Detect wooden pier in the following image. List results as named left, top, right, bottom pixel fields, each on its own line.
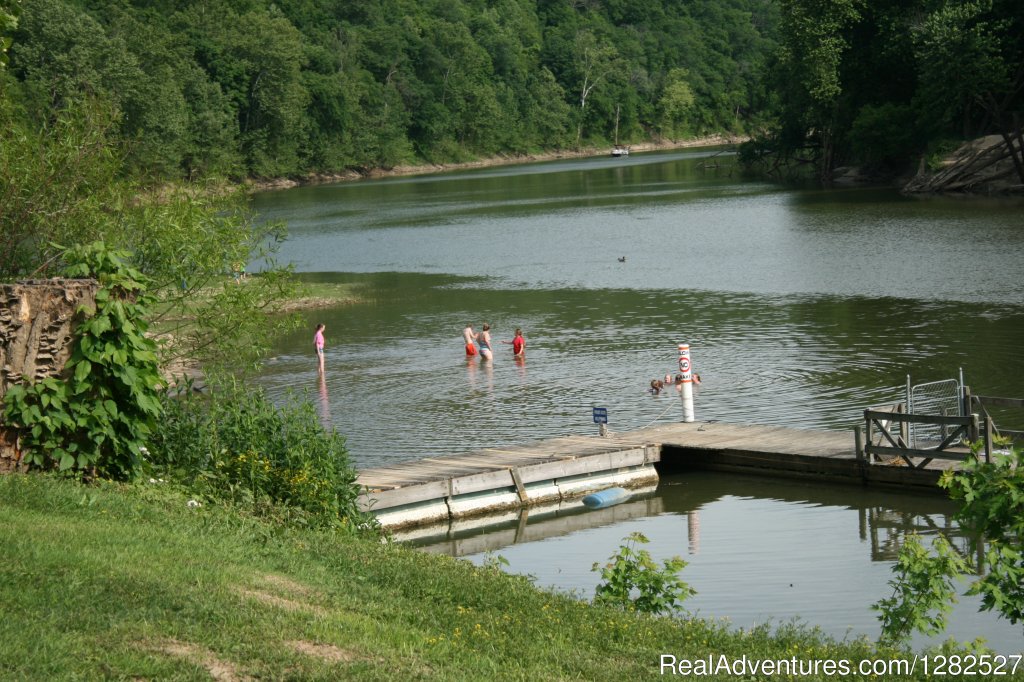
left=357, top=420, right=969, bottom=530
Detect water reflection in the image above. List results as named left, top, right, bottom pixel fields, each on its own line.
left=401, top=471, right=968, bottom=563
left=253, top=149, right=1024, bottom=304
left=688, top=510, right=701, bottom=555
left=399, top=471, right=1018, bottom=653
left=316, top=374, right=332, bottom=430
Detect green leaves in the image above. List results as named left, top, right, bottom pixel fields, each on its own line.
left=874, top=441, right=1024, bottom=645
left=145, top=379, right=364, bottom=530
left=944, top=442, right=1024, bottom=625
left=873, top=534, right=967, bottom=646
left=2, top=242, right=163, bottom=480
left=592, top=531, right=695, bottom=615
left=4, top=0, right=781, bottom=182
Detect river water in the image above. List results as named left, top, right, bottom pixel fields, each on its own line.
left=251, top=149, right=1024, bottom=652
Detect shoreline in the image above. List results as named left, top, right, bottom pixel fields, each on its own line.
left=245, top=135, right=746, bottom=192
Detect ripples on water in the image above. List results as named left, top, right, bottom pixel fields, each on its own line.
left=252, top=150, right=1024, bottom=651
left=254, top=151, right=1024, bottom=304
left=252, top=150, right=1024, bottom=465
left=257, top=279, right=1024, bottom=468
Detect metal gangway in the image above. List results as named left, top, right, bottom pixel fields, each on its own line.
left=856, top=371, right=1022, bottom=469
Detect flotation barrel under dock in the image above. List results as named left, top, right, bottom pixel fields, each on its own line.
left=582, top=487, right=632, bottom=509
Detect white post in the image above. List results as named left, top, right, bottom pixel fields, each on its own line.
left=678, top=343, right=695, bottom=422
left=959, top=366, right=966, bottom=416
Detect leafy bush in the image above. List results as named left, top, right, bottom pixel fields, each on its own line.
left=593, top=531, right=695, bottom=615
left=147, top=379, right=366, bottom=530
left=924, top=138, right=965, bottom=172
left=3, top=242, right=163, bottom=479
left=942, top=441, right=1024, bottom=625
left=872, top=534, right=967, bottom=646
left=873, top=440, right=1024, bottom=645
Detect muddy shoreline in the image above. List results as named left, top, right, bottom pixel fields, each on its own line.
left=245, top=135, right=745, bottom=192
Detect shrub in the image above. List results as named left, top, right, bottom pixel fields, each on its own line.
left=848, top=103, right=922, bottom=171
left=147, top=379, right=367, bottom=530
left=873, top=440, right=1024, bottom=645
left=593, top=531, right=695, bottom=615
left=872, top=534, right=967, bottom=646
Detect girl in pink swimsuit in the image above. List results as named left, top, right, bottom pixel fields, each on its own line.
left=314, top=323, right=325, bottom=374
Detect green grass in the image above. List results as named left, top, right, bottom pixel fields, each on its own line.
left=292, top=280, right=364, bottom=308
left=0, top=474, right=979, bottom=680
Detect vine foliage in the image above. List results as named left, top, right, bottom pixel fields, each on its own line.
left=3, top=242, right=163, bottom=479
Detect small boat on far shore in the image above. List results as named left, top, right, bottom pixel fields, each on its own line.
left=611, top=145, right=629, bottom=157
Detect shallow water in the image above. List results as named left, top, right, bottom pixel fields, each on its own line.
left=256, top=274, right=1023, bottom=468
left=251, top=148, right=1024, bottom=652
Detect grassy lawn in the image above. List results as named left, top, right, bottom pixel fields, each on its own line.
left=0, top=474, right=962, bottom=680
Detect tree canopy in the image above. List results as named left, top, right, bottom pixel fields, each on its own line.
left=3, top=0, right=779, bottom=180
left=5, top=0, right=1020, bottom=186
left=749, top=0, right=1024, bottom=183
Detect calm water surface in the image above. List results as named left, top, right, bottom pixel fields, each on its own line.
left=409, top=471, right=1019, bottom=653
left=252, top=149, right=1024, bottom=652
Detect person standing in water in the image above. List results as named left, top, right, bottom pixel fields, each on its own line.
left=501, top=328, right=525, bottom=358
left=314, top=323, right=326, bottom=374
left=463, top=324, right=478, bottom=357
left=477, top=322, right=493, bottom=360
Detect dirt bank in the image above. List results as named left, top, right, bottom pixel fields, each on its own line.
left=903, top=134, right=1024, bottom=195
left=246, top=135, right=745, bottom=192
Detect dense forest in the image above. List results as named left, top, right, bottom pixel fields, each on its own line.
left=0, top=0, right=1021, bottom=184
left=0, top=0, right=779, bottom=180
left=760, top=0, right=1024, bottom=183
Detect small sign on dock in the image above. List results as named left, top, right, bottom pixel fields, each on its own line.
left=592, top=407, right=608, bottom=424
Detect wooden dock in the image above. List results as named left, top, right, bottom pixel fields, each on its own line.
left=357, top=421, right=963, bottom=529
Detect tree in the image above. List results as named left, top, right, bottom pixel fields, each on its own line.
left=659, top=68, right=696, bottom=139
left=3, top=0, right=782, bottom=178
left=913, top=0, right=1024, bottom=184
left=181, top=3, right=309, bottom=177
left=874, top=442, right=1024, bottom=645
left=0, top=98, right=124, bottom=279
left=572, top=29, right=621, bottom=145
left=11, top=0, right=142, bottom=118
left=0, top=97, right=300, bottom=371
left=774, top=0, right=864, bottom=180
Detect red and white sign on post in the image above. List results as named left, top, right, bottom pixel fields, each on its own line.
left=678, top=343, right=695, bottom=422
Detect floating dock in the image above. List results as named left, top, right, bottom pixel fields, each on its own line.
left=357, top=421, right=962, bottom=530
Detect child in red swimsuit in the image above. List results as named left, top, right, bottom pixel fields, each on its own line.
left=502, top=328, right=525, bottom=358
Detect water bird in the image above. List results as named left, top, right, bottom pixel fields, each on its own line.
left=617, top=256, right=626, bottom=262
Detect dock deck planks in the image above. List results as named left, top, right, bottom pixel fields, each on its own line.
left=357, top=421, right=964, bottom=526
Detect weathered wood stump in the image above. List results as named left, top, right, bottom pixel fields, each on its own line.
left=0, top=279, right=97, bottom=472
